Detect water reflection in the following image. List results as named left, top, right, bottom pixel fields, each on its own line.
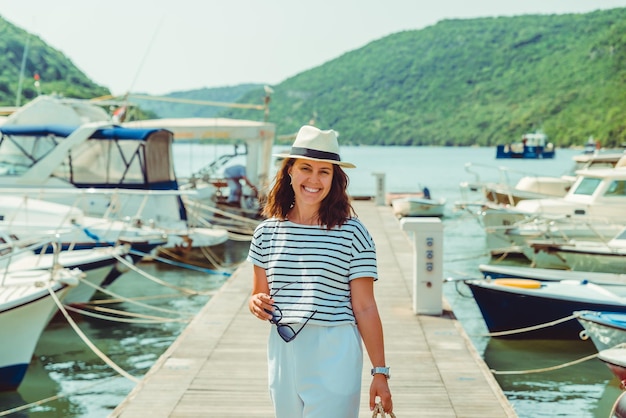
left=483, top=336, right=622, bottom=417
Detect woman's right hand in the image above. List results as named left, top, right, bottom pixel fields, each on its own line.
left=249, top=293, right=274, bottom=321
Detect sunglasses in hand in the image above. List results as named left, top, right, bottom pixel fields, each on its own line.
left=266, top=282, right=317, bottom=343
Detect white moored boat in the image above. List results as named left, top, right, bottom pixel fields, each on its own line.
left=0, top=267, right=81, bottom=390
left=391, top=196, right=446, bottom=217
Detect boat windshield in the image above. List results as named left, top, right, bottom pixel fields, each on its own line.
left=0, top=133, right=58, bottom=176
left=604, top=180, right=626, bottom=197
left=616, top=229, right=626, bottom=240
left=571, top=177, right=601, bottom=196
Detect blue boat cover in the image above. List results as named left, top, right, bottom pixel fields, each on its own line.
left=0, top=124, right=170, bottom=140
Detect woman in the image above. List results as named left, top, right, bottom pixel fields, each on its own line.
left=247, top=125, right=393, bottom=417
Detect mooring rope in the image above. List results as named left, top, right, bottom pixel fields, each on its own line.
left=63, top=304, right=188, bottom=324
left=473, top=313, right=580, bottom=337
left=74, top=275, right=197, bottom=316
left=490, top=352, right=600, bottom=375
left=130, top=248, right=231, bottom=276
left=46, top=282, right=140, bottom=383
left=490, top=342, right=626, bottom=375
left=113, top=253, right=218, bottom=295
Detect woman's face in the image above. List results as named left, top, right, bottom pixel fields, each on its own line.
left=289, top=159, right=334, bottom=208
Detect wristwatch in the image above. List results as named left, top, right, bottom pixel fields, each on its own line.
left=371, top=366, right=390, bottom=379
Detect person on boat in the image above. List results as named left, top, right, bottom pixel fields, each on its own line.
left=223, top=164, right=257, bottom=207
left=422, top=186, right=431, bottom=200
left=247, top=125, right=393, bottom=417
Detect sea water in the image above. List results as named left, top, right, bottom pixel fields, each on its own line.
left=0, top=145, right=620, bottom=417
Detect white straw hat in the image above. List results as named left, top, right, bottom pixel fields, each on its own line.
left=274, top=125, right=355, bottom=168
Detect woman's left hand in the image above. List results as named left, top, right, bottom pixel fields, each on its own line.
left=370, top=374, right=393, bottom=413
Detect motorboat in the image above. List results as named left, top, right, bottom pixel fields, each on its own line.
left=390, top=196, right=446, bottom=217
left=0, top=194, right=169, bottom=256
left=123, top=115, right=275, bottom=235
left=0, top=266, right=81, bottom=390
left=0, top=95, right=279, bottom=266
left=495, top=131, right=555, bottom=159
left=465, top=278, right=626, bottom=339
left=0, top=122, right=228, bottom=266
left=576, top=310, right=626, bottom=352
left=466, top=152, right=624, bottom=206
left=479, top=161, right=626, bottom=256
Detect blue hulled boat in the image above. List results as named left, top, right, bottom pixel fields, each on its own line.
left=465, top=278, right=626, bottom=339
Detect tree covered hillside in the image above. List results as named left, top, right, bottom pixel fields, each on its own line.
left=223, top=8, right=626, bottom=148
left=0, top=16, right=110, bottom=105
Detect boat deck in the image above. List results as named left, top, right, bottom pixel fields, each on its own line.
left=110, top=199, right=516, bottom=417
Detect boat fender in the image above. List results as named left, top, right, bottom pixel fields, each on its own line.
left=493, top=278, right=541, bottom=289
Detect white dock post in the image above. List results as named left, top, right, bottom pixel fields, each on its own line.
left=400, top=218, right=443, bottom=316
left=372, top=172, right=386, bottom=206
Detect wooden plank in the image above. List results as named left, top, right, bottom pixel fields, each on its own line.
left=110, top=200, right=517, bottom=418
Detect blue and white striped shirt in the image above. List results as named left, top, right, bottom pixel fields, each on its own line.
left=247, top=217, right=378, bottom=326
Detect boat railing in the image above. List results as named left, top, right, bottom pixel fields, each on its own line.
left=512, top=212, right=623, bottom=245
left=463, top=161, right=552, bottom=189
left=461, top=162, right=565, bottom=206
left=0, top=236, right=62, bottom=285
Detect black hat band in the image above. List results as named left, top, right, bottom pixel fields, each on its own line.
left=290, top=147, right=341, bottom=162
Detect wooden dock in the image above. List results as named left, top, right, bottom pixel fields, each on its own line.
left=110, top=200, right=517, bottom=418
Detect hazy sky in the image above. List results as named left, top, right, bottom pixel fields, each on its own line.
left=2, top=0, right=625, bottom=96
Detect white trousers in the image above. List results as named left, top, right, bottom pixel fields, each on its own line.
left=268, top=323, right=363, bottom=418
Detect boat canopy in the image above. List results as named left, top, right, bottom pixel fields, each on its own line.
left=124, top=117, right=275, bottom=187
left=0, top=124, right=177, bottom=189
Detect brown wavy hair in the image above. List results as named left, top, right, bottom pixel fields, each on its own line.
left=262, top=158, right=355, bottom=229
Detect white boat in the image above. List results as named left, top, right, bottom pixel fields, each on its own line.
left=463, top=152, right=624, bottom=206
left=0, top=115, right=229, bottom=265
left=0, top=95, right=281, bottom=266
left=0, top=233, right=131, bottom=305
left=0, top=266, right=81, bottom=390
left=0, top=194, right=169, bottom=257
left=391, top=196, right=446, bottom=217
left=124, top=116, right=275, bottom=235
left=480, top=162, right=626, bottom=256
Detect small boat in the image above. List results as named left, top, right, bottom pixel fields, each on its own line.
left=0, top=267, right=81, bottom=390
left=390, top=196, right=446, bottom=218
left=576, top=310, right=626, bottom=352
left=495, top=131, right=555, bottom=159
left=583, top=136, right=600, bottom=155
left=465, top=278, right=626, bottom=339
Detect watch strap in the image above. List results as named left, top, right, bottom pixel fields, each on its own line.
left=371, top=366, right=390, bottom=379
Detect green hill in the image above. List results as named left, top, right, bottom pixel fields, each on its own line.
left=3, top=8, right=626, bottom=148
left=222, top=8, right=626, bottom=148
left=0, top=16, right=110, bottom=104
